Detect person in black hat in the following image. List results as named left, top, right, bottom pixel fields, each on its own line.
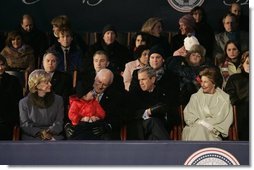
left=85, top=24, right=132, bottom=75
left=129, top=45, right=178, bottom=93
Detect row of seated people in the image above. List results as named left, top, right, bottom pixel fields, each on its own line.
left=12, top=104, right=239, bottom=141
left=0, top=6, right=249, bottom=140
left=0, top=6, right=249, bottom=75
left=0, top=26, right=247, bottom=100
left=0, top=29, right=248, bottom=137
left=0, top=26, right=248, bottom=137
left=1, top=47, right=247, bottom=141
left=11, top=67, right=239, bottom=141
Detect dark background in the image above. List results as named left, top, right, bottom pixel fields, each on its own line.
left=0, top=0, right=249, bottom=33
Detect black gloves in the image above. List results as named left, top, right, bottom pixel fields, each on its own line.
left=64, top=123, right=75, bottom=139
left=92, top=123, right=112, bottom=136
left=150, top=103, right=168, bottom=117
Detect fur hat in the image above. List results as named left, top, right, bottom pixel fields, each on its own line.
left=149, top=45, right=166, bottom=59
left=102, top=24, right=117, bottom=36
left=188, top=44, right=206, bottom=57
left=179, top=14, right=196, bottom=30
left=184, top=34, right=200, bottom=51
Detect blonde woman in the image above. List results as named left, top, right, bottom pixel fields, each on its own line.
left=141, top=17, right=170, bottom=57
left=19, top=69, right=64, bottom=140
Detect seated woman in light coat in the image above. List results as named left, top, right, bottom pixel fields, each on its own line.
left=182, top=67, right=233, bottom=141
left=19, top=69, right=64, bottom=140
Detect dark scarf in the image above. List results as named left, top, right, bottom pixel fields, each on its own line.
left=28, top=91, right=55, bottom=108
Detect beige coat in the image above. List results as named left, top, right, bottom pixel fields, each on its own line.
left=122, top=59, right=142, bottom=91
left=182, top=88, right=233, bottom=141
left=1, top=45, right=34, bottom=72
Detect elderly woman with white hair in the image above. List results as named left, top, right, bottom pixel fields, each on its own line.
left=19, top=69, right=64, bottom=140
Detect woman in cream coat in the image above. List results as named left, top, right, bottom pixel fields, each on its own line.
left=182, top=67, right=233, bottom=141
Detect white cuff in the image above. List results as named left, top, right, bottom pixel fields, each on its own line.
left=142, top=110, right=150, bottom=120
left=197, top=120, right=213, bottom=131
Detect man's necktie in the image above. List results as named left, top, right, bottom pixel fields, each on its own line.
left=64, top=49, right=69, bottom=71
left=95, top=93, right=100, bottom=101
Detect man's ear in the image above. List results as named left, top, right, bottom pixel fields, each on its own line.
left=151, top=76, right=156, bottom=83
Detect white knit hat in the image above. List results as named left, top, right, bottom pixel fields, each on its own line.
left=184, top=34, right=199, bottom=51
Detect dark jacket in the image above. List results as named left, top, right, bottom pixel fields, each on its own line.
left=86, top=40, right=132, bottom=74
left=48, top=31, right=88, bottom=55
left=129, top=68, right=180, bottom=104
left=18, top=26, right=48, bottom=68
left=129, top=68, right=180, bottom=130
left=99, top=86, right=125, bottom=140
left=48, top=42, right=84, bottom=73
left=75, top=69, right=126, bottom=140
left=170, top=33, right=185, bottom=56
left=51, top=70, right=73, bottom=123
left=0, top=72, right=23, bottom=140
left=195, top=21, right=215, bottom=61
left=224, top=71, right=249, bottom=140
left=142, top=32, right=171, bottom=58
left=166, top=56, right=213, bottom=104
left=127, top=84, right=180, bottom=140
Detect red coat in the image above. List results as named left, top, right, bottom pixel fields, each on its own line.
left=68, top=96, right=105, bottom=125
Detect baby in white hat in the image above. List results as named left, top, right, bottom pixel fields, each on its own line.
left=173, top=34, right=199, bottom=57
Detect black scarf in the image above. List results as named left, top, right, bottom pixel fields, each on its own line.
left=28, top=92, right=55, bottom=108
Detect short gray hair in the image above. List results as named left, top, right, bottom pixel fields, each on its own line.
left=138, top=66, right=156, bottom=78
